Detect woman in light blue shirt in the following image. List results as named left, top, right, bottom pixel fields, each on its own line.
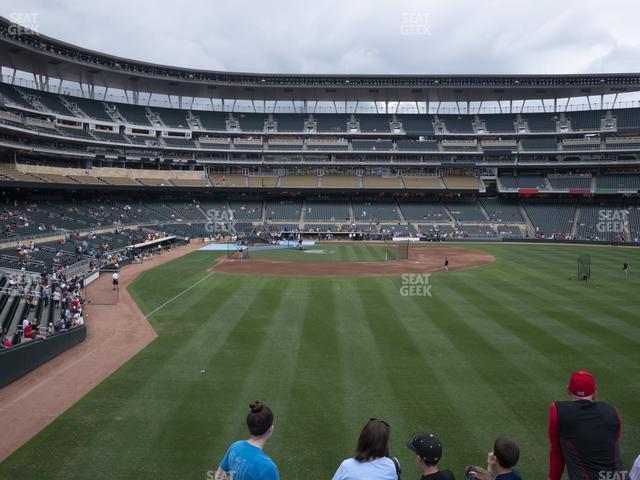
left=332, top=418, right=400, bottom=480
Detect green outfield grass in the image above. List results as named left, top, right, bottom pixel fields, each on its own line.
left=1, top=244, right=639, bottom=480
left=249, top=243, right=389, bottom=262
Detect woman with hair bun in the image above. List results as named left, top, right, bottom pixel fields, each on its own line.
left=331, top=418, right=400, bottom=480
left=214, top=401, right=279, bottom=480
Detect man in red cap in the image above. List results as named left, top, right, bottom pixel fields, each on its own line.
left=548, top=370, right=623, bottom=480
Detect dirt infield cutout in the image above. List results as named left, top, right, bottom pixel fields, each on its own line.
left=212, top=246, right=495, bottom=277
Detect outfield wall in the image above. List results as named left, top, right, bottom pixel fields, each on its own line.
left=0, top=326, right=87, bottom=388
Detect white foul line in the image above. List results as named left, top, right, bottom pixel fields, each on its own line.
left=145, top=272, right=215, bottom=318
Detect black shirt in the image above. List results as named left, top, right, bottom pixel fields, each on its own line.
left=555, top=400, right=622, bottom=479
left=421, top=470, right=455, bottom=480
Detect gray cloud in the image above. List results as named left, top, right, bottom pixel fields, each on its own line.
left=3, top=0, right=640, bottom=75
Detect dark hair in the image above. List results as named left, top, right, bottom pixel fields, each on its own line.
left=494, top=437, right=520, bottom=469
left=353, top=419, right=390, bottom=462
left=246, top=401, right=274, bottom=437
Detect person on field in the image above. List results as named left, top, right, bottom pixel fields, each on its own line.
left=215, top=401, right=278, bottom=480
left=444, top=258, right=449, bottom=272
left=548, top=370, right=623, bottom=480
left=332, top=418, right=400, bottom=480
left=112, top=271, right=119, bottom=290
left=623, top=263, right=629, bottom=276
left=406, top=431, right=454, bottom=480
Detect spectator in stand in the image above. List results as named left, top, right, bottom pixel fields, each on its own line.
left=214, top=401, right=278, bottom=480
left=0, top=332, right=12, bottom=348
left=549, top=370, right=623, bottom=480
left=406, top=432, right=454, bottom=480
left=53, top=290, right=61, bottom=307
left=23, top=322, right=33, bottom=339
left=42, top=283, right=51, bottom=307
left=12, top=325, right=22, bottom=345
left=467, top=437, right=521, bottom=480
left=332, top=419, right=399, bottom=480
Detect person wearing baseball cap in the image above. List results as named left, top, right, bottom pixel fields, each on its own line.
left=548, top=370, right=624, bottom=480
left=406, top=432, right=455, bottom=480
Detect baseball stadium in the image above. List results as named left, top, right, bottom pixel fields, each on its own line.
left=0, top=5, right=639, bottom=480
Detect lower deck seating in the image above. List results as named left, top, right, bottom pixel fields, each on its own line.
left=279, top=176, right=319, bottom=188
left=402, top=177, right=444, bottom=189
left=442, top=176, right=480, bottom=190
left=523, top=201, right=576, bottom=238
left=170, top=178, right=210, bottom=188
left=321, top=176, right=361, bottom=188
left=362, top=176, right=402, bottom=188
left=210, top=174, right=246, bottom=188
left=248, top=176, right=278, bottom=188
left=136, top=178, right=174, bottom=187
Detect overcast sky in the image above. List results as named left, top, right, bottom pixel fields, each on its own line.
left=2, top=0, right=640, bottom=75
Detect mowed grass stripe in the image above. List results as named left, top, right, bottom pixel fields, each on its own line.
left=373, top=277, right=515, bottom=459
left=275, top=279, right=344, bottom=479
left=64, top=276, right=270, bottom=479
left=502, top=246, right=640, bottom=326
left=469, top=266, right=640, bottom=393
left=333, top=279, right=414, bottom=442
left=216, top=277, right=312, bottom=474
left=141, top=276, right=307, bottom=479
left=354, top=278, right=475, bottom=463
left=495, top=250, right=640, bottom=359
left=421, top=277, right=553, bottom=425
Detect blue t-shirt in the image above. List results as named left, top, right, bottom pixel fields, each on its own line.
left=219, top=440, right=279, bottom=480
left=496, top=469, right=522, bottom=480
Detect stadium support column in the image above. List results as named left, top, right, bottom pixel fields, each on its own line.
left=303, top=100, right=307, bottom=114
left=554, top=98, right=557, bottom=113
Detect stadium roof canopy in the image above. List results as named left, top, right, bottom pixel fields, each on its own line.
left=2, top=16, right=640, bottom=103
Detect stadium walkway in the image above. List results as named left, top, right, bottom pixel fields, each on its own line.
left=0, top=242, right=203, bottom=461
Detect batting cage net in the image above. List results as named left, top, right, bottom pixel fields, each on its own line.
left=383, top=240, right=410, bottom=261
left=577, top=254, right=591, bottom=281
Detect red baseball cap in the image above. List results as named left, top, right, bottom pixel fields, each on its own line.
left=568, top=370, right=597, bottom=397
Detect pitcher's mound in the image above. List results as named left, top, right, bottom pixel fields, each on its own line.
left=211, top=246, right=494, bottom=277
